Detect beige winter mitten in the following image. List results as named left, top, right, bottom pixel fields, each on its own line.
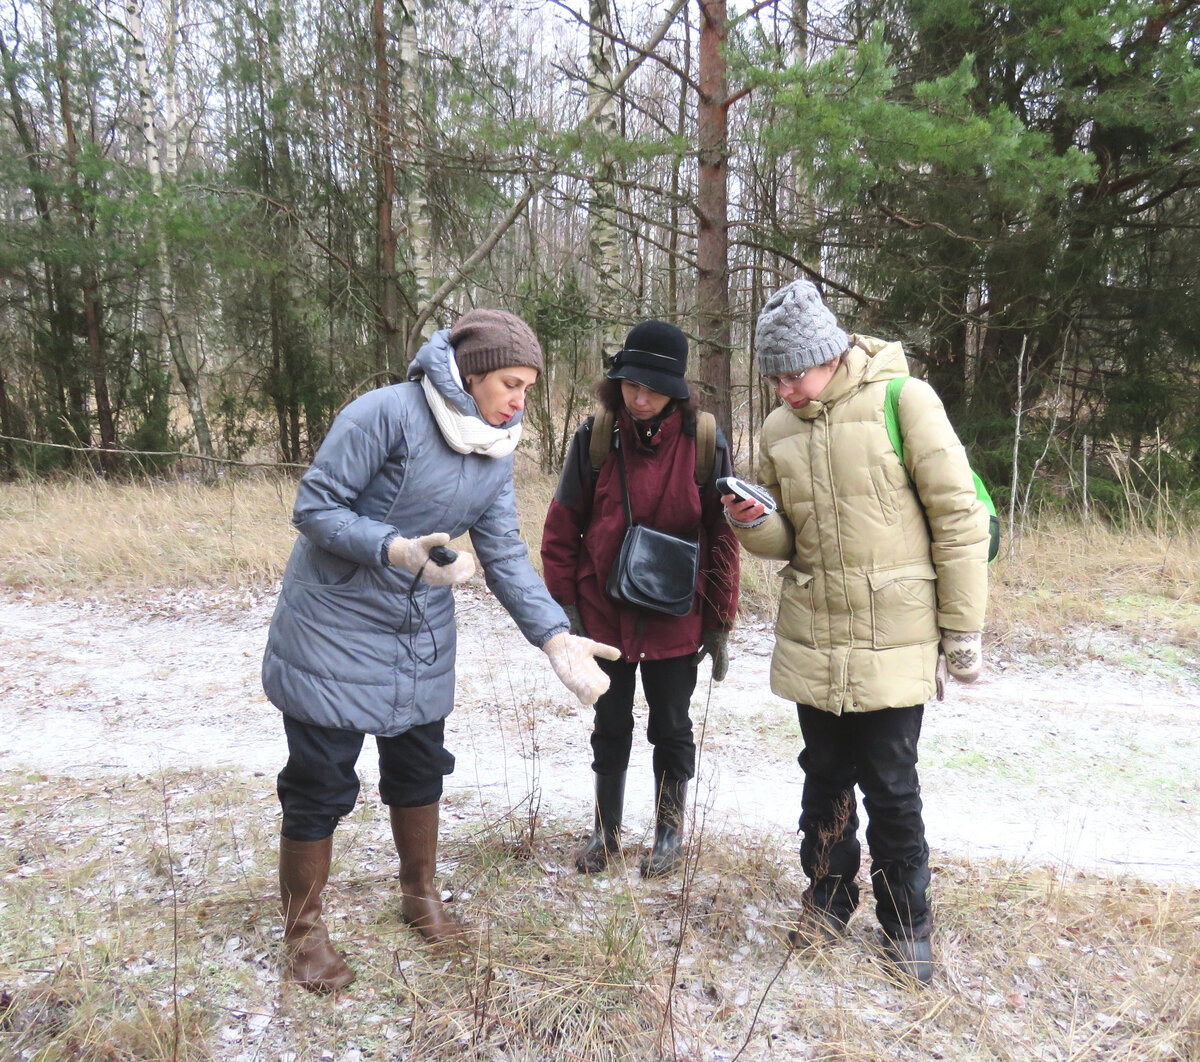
left=386, top=532, right=476, bottom=586
left=542, top=632, right=621, bottom=706
left=940, top=630, right=982, bottom=683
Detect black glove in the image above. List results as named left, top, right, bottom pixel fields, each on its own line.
left=562, top=602, right=587, bottom=638
left=694, top=628, right=729, bottom=683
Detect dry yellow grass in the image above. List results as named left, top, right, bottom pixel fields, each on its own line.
left=0, top=471, right=1197, bottom=665
left=0, top=474, right=300, bottom=593
left=1, top=771, right=1197, bottom=1061
left=989, top=515, right=1200, bottom=659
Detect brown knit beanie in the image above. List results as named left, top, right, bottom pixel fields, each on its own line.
left=450, top=309, right=544, bottom=377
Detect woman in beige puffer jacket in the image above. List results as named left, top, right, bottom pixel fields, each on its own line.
left=724, top=278, right=989, bottom=985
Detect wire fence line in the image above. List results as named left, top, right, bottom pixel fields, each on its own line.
left=0, top=433, right=311, bottom=472
left=0, top=433, right=547, bottom=474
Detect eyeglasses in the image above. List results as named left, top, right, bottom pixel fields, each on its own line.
left=766, top=369, right=815, bottom=390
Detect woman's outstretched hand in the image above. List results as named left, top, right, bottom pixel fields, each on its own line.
left=387, top=532, right=476, bottom=586
left=542, top=632, right=621, bottom=706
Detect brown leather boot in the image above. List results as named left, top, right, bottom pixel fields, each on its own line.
left=389, top=803, right=463, bottom=945
left=278, top=836, right=354, bottom=992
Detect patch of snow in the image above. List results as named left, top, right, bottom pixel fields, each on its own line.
left=1, top=585, right=1197, bottom=884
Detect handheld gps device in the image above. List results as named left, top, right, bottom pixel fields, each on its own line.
left=715, top=476, right=777, bottom=515
left=428, top=545, right=458, bottom=567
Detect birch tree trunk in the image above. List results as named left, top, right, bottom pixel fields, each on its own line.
left=53, top=1, right=116, bottom=469
left=373, top=0, right=402, bottom=376
left=790, top=0, right=818, bottom=268
left=587, top=0, right=623, bottom=363
left=127, top=0, right=215, bottom=466
left=696, top=0, right=732, bottom=440
left=398, top=2, right=433, bottom=348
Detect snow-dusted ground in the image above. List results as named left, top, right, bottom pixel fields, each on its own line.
left=1, top=585, right=1197, bottom=884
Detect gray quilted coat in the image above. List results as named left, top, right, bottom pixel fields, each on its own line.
left=262, top=330, right=569, bottom=736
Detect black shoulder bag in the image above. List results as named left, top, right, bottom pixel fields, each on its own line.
left=605, top=431, right=700, bottom=617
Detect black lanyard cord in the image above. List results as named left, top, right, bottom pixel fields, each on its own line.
left=401, top=563, right=440, bottom=667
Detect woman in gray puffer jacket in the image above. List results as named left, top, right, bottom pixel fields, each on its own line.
left=262, top=309, right=619, bottom=992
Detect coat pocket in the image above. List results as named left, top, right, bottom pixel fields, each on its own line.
left=776, top=566, right=817, bottom=648
left=289, top=538, right=362, bottom=588
left=866, top=562, right=938, bottom=648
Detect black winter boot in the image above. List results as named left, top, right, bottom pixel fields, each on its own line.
left=575, top=772, right=625, bottom=874
left=784, top=906, right=848, bottom=950
left=879, top=931, right=933, bottom=985
left=640, top=775, right=687, bottom=879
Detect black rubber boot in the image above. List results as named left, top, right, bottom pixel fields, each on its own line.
left=879, top=931, right=933, bottom=985
left=640, top=775, right=687, bottom=879
left=784, top=906, right=848, bottom=950
left=574, top=772, right=625, bottom=874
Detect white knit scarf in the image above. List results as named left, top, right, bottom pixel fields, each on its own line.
left=421, top=373, right=522, bottom=458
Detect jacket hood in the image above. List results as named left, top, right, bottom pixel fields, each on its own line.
left=406, top=329, right=525, bottom=427
left=853, top=334, right=910, bottom=382
left=788, top=333, right=909, bottom=421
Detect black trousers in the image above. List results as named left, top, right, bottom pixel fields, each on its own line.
left=590, top=654, right=698, bottom=781
left=276, top=715, right=456, bottom=842
left=796, top=702, right=931, bottom=939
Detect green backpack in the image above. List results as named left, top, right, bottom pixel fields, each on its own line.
left=883, top=376, right=1000, bottom=563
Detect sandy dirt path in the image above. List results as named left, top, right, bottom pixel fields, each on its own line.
left=1, top=586, right=1196, bottom=883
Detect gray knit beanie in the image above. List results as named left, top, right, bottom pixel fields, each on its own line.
left=755, top=278, right=850, bottom=377
left=450, top=309, right=544, bottom=377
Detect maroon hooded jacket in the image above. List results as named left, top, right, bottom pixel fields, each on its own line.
left=541, top=406, right=740, bottom=663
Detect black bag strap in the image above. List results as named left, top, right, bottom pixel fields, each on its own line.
left=612, top=429, right=634, bottom=530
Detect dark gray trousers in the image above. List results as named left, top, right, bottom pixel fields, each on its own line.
left=277, top=715, right=455, bottom=841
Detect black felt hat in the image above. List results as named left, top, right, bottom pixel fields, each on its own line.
left=606, top=320, right=690, bottom=399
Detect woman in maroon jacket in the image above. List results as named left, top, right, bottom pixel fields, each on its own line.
left=541, top=320, right=740, bottom=877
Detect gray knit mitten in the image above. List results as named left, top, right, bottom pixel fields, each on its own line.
left=386, top=533, right=475, bottom=586
left=562, top=603, right=587, bottom=638
left=694, top=629, right=730, bottom=682
left=543, top=632, right=621, bottom=706
left=940, top=630, right=982, bottom=683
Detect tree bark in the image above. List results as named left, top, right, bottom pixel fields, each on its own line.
left=588, top=0, right=624, bottom=361
left=0, top=369, right=13, bottom=478
left=398, top=2, right=432, bottom=350
left=374, top=0, right=402, bottom=376
left=127, top=0, right=215, bottom=468
left=54, top=2, right=115, bottom=470
left=696, top=0, right=732, bottom=441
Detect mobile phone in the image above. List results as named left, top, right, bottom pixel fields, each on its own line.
left=715, top=476, right=777, bottom=514
left=428, top=545, right=458, bottom=567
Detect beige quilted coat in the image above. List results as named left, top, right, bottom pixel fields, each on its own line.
left=735, top=335, right=989, bottom=714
